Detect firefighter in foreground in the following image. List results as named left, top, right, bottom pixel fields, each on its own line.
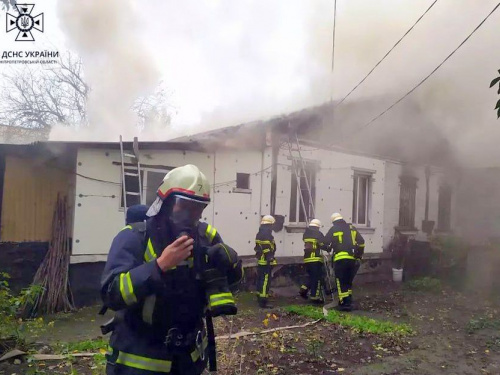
left=254, top=215, right=277, bottom=308
left=299, top=219, right=327, bottom=304
left=325, top=213, right=365, bottom=311
left=100, top=164, right=243, bottom=375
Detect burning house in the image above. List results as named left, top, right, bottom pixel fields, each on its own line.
left=0, top=102, right=457, bottom=306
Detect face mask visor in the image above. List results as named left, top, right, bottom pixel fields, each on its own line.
left=167, top=195, right=209, bottom=237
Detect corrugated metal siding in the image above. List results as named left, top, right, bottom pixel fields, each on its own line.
left=1, top=156, right=71, bottom=242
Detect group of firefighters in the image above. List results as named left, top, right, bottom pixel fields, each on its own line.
left=100, top=164, right=365, bottom=374
left=254, top=213, right=365, bottom=311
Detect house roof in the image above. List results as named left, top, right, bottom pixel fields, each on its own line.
left=0, top=140, right=212, bottom=153
left=0, top=96, right=457, bottom=167
left=174, top=97, right=458, bottom=167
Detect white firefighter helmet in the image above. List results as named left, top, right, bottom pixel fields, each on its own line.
left=147, top=164, right=211, bottom=217
left=309, top=219, right=321, bottom=227
left=261, top=215, right=275, bottom=225
left=330, top=212, right=343, bottom=223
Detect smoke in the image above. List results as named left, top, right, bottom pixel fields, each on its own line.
left=46, top=0, right=500, bottom=169
left=305, top=0, right=500, bottom=169
left=50, top=0, right=159, bottom=141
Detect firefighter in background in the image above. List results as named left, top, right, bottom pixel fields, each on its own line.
left=325, top=212, right=365, bottom=311
left=101, top=164, right=243, bottom=375
left=125, top=204, right=149, bottom=225
left=254, top=215, right=277, bottom=308
left=299, top=219, right=327, bottom=304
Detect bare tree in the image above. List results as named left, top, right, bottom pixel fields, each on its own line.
left=0, top=53, right=89, bottom=130
left=0, top=51, right=172, bottom=140
left=133, top=82, right=175, bottom=131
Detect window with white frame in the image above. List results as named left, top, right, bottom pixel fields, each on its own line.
left=289, top=161, right=316, bottom=223
left=121, top=167, right=171, bottom=208
left=352, top=172, right=372, bottom=226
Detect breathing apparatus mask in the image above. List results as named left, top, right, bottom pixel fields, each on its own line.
left=164, top=194, right=208, bottom=239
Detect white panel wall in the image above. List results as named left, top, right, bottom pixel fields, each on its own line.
left=271, top=145, right=386, bottom=256
left=72, top=148, right=215, bottom=261
left=212, top=150, right=264, bottom=256
left=383, top=161, right=402, bottom=248
left=72, top=144, right=448, bottom=262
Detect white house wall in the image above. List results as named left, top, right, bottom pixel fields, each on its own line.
left=383, top=161, right=402, bottom=248
left=270, top=144, right=386, bottom=256
left=72, top=148, right=215, bottom=263
left=72, top=144, right=448, bottom=263
left=211, top=150, right=265, bottom=256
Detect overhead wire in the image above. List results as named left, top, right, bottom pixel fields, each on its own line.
left=355, top=1, right=500, bottom=133
left=335, top=0, right=439, bottom=107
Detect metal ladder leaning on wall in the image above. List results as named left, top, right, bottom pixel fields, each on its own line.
left=119, top=135, right=143, bottom=221
left=286, top=130, right=335, bottom=303
left=286, top=131, right=316, bottom=222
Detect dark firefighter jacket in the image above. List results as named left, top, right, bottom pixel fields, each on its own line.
left=101, top=220, right=243, bottom=373
left=302, top=227, right=326, bottom=263
left=254, top=224, right=277, bottom=266
left=324, top=219, right=365, bottom=262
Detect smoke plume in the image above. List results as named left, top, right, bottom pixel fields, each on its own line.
left=50, top=0, right=159, bottom=141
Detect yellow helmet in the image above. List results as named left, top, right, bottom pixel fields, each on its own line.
left=331, top=212, right=343, bottom=223
left=309, top=219, right=321, bottom=227
left=147, top=164, right=211, bottom=217
left=261, top=215, right=275, bottom=225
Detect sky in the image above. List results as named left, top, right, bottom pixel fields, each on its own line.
left=1, top=0, right=500, bottom=166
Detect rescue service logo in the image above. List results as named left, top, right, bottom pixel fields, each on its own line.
left=6, top=4, right=44, bottom=41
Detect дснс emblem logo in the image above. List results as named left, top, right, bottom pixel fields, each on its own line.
left=6, top=4, right=44, bottom=42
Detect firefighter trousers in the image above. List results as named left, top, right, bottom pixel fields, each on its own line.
left=106, top=349, right=207, bottom=375
left=300, top=262, right=325, bottom=302
left=334, top=259, right=357, bottom=307
left=256, top=265, right=272, bottom=305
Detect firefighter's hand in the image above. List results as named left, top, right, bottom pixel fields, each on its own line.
left=156, top=236, right=194, bottom=272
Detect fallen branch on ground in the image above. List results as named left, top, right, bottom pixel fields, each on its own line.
left=216, top=319, right=322, bottom=340
left=32, top=353, right=98, bottom=361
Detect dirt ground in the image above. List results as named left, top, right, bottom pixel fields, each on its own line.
left=1, top=281, right=500, bottom=375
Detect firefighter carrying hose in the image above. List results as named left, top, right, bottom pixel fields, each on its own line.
left=299, top=219, right=327, bottom=304
left=325, top=213, right=365, bottom=311
left=100, top=164, right=243, bottom=375
left=254, top=215, right=277, bottom=308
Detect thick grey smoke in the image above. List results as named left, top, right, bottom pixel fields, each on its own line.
left=308, top=0, right=500, bottom=169
left=47, top=0, right=500, bottom=169
left=50, top=0, right=159, bottom=141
